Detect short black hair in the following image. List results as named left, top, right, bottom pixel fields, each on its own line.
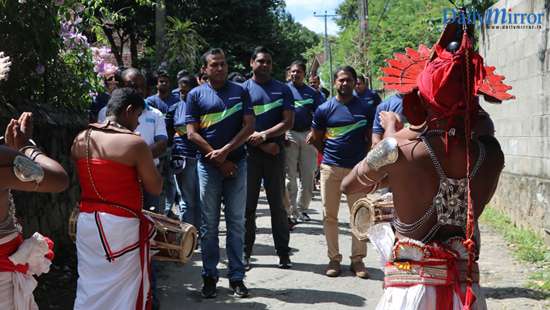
left=201, top=48, right=225, bottom=67
left=154, top=70, right=170, bottom=80
left=251, top=46, right=273, bottom=60
left=289, top=60, right=306, bottom=72
left=178, top=74, right=198, bottom=88
left=106, top=87, right=145, bottom=117
left=357, top=74, right=369, bottom=84
left=333, top=66, right=358, bottom=82
left=176, top=69, right=189, bottom=81
left=228, top=72, right=246, bottom=83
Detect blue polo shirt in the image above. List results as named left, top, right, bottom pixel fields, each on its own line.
left=173, top=101, right=198, bottom=158
left=354, top=89, right=381, bottom=107
left=372, top=94, right=404, bottom=135
left=242, top=79, right=294, bottom=138
left=312, top=96, right=372, bottom=168
left=184, top=81, right=253, bottom=162
left=287, top=82, right=322, bottom=132
left=146, top=93, right=180, bottom=114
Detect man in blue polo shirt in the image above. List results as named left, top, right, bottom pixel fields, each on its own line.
left=308, top=66, right=370, bottom=279
left=285, top=60, right=322, bottom=224
left=146, top=70, right=180, bottom=114
left=186, top=48, right=255, bottom=299
left=243, top=46, right=295, bottom=270
left=371, top=93, right=405, bottom=145
left=171, top=91, right=200, bottom=227
left=354, top=74, right=381, bottom=108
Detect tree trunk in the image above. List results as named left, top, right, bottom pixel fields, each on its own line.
left=103, top=27, right=124, bottom=66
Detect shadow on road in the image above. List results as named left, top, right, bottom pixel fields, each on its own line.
left=247, top=287, right=366, bottom=307
left=482, top=286, right=549, bottom=300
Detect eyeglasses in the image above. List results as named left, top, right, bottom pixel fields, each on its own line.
left=106, top=76, right=116, bottom=82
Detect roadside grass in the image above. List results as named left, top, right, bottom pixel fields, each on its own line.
left=480, top=207, right=550, bottom=294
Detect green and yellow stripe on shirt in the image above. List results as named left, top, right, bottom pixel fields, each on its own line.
left=325, top=119, right=367, bottom=140
left=200, top=102, right=243, bottom=129
left=253, top=99, right=283, bottom=116
left=294, top=98, right=314, bottom=109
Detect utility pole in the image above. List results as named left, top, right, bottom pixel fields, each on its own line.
left=358, top=0, right=370, bottom=88
left=314, top=10, right=337, bottom=97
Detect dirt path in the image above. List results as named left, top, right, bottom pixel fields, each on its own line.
left=156, top=192, right=550, bottom=309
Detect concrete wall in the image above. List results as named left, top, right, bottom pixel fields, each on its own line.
left=479, top=0, right=550, bottom=244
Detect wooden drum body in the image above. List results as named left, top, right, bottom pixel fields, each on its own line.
left=350, top=194, right=394, bottom=241
left=68, top=208, right=198, bottom=264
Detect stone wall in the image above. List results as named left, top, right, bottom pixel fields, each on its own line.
left=479, top=0, right=550, bottom=244
left=0, top=102, right=87, bottom=262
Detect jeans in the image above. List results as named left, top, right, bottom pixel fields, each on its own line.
left=163, top=153, right=183, bottom=215
left=175, top=157, right=201, bottom=229
left=198, top=159, right=247, bottom=281
left=245, top=148, right=290, bottom=257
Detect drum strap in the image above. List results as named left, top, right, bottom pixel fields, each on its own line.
left=84, top=128, right=154, bottom=310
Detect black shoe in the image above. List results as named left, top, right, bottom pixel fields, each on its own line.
left=229, top=280, right=249, bottom=298
left=201, top=276, right=218, bottom=298
left=300, top=212, right=311, bottom=222
left=288, top=218, right=297, bottom=231
left=278, top=255, right=292, bottom=269
left=244, top=256, right=252, bottom=271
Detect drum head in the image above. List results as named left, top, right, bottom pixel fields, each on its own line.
left=351, top=198, right=374, bottom=241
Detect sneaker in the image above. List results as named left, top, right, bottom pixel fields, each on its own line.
left=278, top=255, right=292, bottom=269
left=325, top=260, right=341, bottom=277
left=299, top=212, right=311, bottom=222
left=201, top=276, right=218, bottom=298
left=288, top=217, right=298, bottom=231
left=229, top=280, right=249, bottom=298
left=350, top=261, right=369, bottom=279
left=244, top=256, right=252, bottom=271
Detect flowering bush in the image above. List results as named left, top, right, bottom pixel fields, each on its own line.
left=0, top=0, right=100, bottom=110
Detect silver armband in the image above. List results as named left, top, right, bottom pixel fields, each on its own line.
left=365, top=137, right=399, bottom=171
left=13, top=155, right=44, bottom=184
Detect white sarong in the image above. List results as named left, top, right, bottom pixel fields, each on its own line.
left=0, top=232, right=53, bottom=310
left=74, top=212, right=151, bottom=310
left=368, top=223, right=487, bottom=310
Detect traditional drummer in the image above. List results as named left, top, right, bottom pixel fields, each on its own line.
left=71, top=86, right=162, bottom=310
left=342, top=16, right=513, bottom=310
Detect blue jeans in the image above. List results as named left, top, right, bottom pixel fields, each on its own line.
left=175, top=158, right=200, bottom=228
left=198, top=159, right=247, bottom=281
left=163, top=153, right=182, bottom=215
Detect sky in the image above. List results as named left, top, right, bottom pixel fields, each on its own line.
left=285, top=0, right=344, bottom=35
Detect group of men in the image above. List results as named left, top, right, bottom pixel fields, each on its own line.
left=89, top=46, right=403, bottom=300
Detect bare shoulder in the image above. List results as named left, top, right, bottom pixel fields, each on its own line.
left=478, top=135, right=505, bottom=170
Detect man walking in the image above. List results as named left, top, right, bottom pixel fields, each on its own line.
left=285, top=61, right=322, bottom=222
left=243, top=46, right=294, bottom=270
left=308, top=66, right=370, bottom=279
left=186, top=48, right=255, bottom=298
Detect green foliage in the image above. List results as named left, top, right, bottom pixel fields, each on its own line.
left=480, top=207, right=550, bottom=294
left=163, top=17, right=206, bottom=76
left=480, top=207, right=548, bottom=263
left=0, top=0, right=95, bottom=109
left=311, top=0, right=498, bottom=90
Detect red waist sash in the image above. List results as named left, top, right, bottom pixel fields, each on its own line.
left=0, top=234, right=28, bottom=274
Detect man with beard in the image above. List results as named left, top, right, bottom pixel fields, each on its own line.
left=243, top=46, right=294, bottom=270
left=307, top=66, right=370, bottom=279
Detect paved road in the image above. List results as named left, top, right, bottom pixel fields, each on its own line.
left=157, top=191, right=549, bottom=310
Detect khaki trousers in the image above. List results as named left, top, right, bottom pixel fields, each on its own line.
left=320, top=164, right=367, bottom=263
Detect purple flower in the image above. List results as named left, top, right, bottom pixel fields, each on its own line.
left=55, top=0, right=64, bottom=5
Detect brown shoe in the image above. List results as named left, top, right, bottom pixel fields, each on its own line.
left=325, top=260, right=341, bottom=277
left=350, top=261, right=369, bottom=279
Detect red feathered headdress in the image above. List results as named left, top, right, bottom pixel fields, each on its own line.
left=380, top=22, right=514, bottom=126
